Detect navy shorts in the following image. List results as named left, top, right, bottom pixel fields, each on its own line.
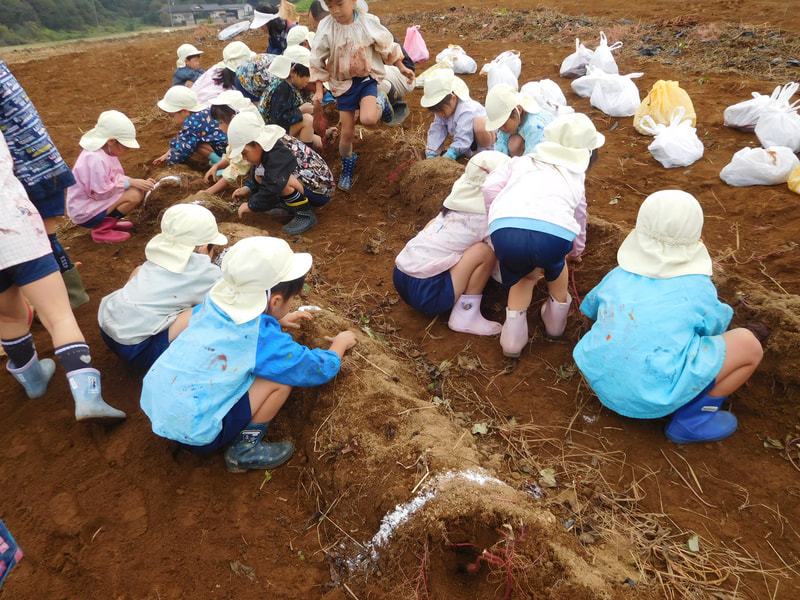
left=491, top=228, right=573, bottom=286
left=78, top=211, right=107, bottom=229
left=393, top=266, right=455, bottom=317
left=100, top=329, right=171, bottom=371
left=31, top=190, right=66, bottom=219
left=179, top=392, right=253, bottom=453
left=304, top=187, right=331, bottom=207
left=0, top=254, right=60, bottom=293
left=336, top=76, right=378, bottom=112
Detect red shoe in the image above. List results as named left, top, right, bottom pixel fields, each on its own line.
left=91, top=217, right=130, bottom=243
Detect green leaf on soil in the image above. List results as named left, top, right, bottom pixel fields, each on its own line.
left=472, top=422, right=489, bottom=435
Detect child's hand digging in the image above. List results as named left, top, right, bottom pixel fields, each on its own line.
left=325, top=331, right=356, bottom=358
left=278, top=311, right=313, bottom=330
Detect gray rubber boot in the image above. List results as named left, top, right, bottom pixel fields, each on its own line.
left=7, top=352, right=56, bottom=399
left=61, top=265, right=90, bottom=309
left=68, top=368, right=126, bottom=421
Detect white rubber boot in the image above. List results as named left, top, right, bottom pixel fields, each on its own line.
left=7, top=352, right=56, bottom=399
left=68, top=368, right=127, bottom=421
left=500, top=308, right=528, bottom=357
left=448, top=295, right=502, bottom=336
left=540, top=293, right=572, bottom=338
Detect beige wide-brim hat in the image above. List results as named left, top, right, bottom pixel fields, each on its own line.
left=420, top=68, right=471, bottom=108
left=531, top=113, right=605, bottom=173
left=176, top=43, right=203, bottom=68
left=79, top=110, right=140, bottom=151
left=286, top=25, right=313, bottom=47
left=250, top=9, right=281, bottom=30
left=145, top=204, right=228, bottom=274
left=209, top=236, right=313, bottom=324
left=617, top=190, right=712, bottom=280
left=221, top=41, right=256, bottom=71
left=442, top=151, right=511, bottom=213
left=268, top=45, right=311, bottom=79
left=208, top=89, right=253, bottom=112
left=227, top=111, right=281, bottom=159
left=485, top=84, right=541, bottom=131
left=157, top=86, right=206, bottom=113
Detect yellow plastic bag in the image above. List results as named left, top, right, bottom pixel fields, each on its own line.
left=788, top=164, right=800, bottom=194
left=634, top=80, right=696, bottom=135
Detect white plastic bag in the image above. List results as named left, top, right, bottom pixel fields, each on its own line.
left=483, top=62, right=518, bottom=91
left=570, top=65, right=607, bottom=98
left=723, top=82, right=798, bottom=133
left=755, top=101, right=800, bottom=153
left=588, top=31, right=623, bottom=75
left=639, top=107, right=705, bottom=168
left=720, top=146, right=800, bottom=186
left=435, top=44, right=477, bottom=74
left=590, top=72, right=642, bottom=117
left=560, top=38, right=594, bottom=79
left=520, top=79, right=567, bottom=108
left=481, top=50, right=522, bottom=80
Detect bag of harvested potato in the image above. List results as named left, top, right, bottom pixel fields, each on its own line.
left=788, top=164, right=800, bottom=195
left=634, top=80, right=696, bottom=135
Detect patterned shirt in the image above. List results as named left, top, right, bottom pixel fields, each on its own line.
left=258, top=79, right=303, bottom=132
left=236, top=54, right=279, bottom=99
left=168, top=109, right=227, bottom=165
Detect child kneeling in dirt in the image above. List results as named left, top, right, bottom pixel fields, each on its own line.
left=422, top=68, right=495, bottom=161
left=573, top=190, right=763, bottom=444
left=140, top=236, right=357, bottom=473
left=228, top=111, right=334, bottom=235
left=394, top=151, right=510, bottom=336
left=97, top=204, right=227, bottom=370
left=173, top=44, right=204, bottom=87
left=484, top=84, right=555, bottom=157
left=66, top=110, right=155, bottom=243
left=1, top=132, right=125, bottom=421
left=153, top=86, right=228, bottom=168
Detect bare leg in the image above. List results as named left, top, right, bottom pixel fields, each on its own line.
left=449, top=242, right=496, bottom=298
left=544, top=263, right=569, bottom=303
left=710, top=329, right=763, bottom=397
left=473, top=117, right=497, bottom=149
left=107, top=188, right=145, bottom=215
left=167, top=308, right=193, bottom=342
left=248, top=377, right=292, bottom=423
left=339, top=111, right=356, bottom=156
left=507, top=134, right=525, bottom=157
left=507, top=269, right=543, bottom=311
left=358, top=94, right=380, bottom=126
left=196, top=142, right=213, bottom=159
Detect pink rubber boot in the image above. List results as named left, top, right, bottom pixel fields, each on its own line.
left=91, top=217, right=130, bottom=243
left=540, top=293, right=572, bottom=338
left=448, top=295, right=502, bottom=336
left=500, top=308, right=528, bottom=357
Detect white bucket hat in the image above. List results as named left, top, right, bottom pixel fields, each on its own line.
left=443, top=151, right=511, bottom=213
left=209, top=236, right=313, bottom=324
left=209, top=89, right=253, bottom=112
left=157, top=86, right=206, bottom=113
left=420, top=68, right=471, bottom=108
left=317, top=0, right=368, bottom=13
left=145, top=204, right=228, bottom=274
left=617, top=190, right=712, bottom=279
left=79, top=110, right=139, bottom=151
left=221, top=41, right=256, bottom=71
left=176, top=43, right=203, bottom=68
left=227, top=111, right=283, bottom=158
left=531, top=113, right=605, bottom=172
left=250, top=8, right=281, bottom=30
left=268, top=45, right=311, bottom=79
left=286, top=25, right=313, bottom=47
left=485, top=84, right=541, bottom=131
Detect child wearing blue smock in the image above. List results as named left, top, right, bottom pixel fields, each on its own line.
left=140, top=236, right=357, bottom=473
left=573, top=190, right=763, bottom=443
left=485, top=84, right=555, bottom=157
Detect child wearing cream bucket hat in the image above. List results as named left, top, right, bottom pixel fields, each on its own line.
left=98, top=204, right=227, bottom=369
left=573, top=190, right=763, bottom=443
left=394, top=151, right=510, bottom=335
left=422, top=68, right=495, bottom=161
left=173, top=43, right=205, bottom=87
left=483, top=112, right=604, bottom=357
left=66, top=110, right=155, bottom=243
left=484, top=83, right=555, bottom=157
left=140, top=236, right=357, bottom=473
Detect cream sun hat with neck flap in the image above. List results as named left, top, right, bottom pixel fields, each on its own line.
left=157, top=86, right=206, bottom=113
left=80, top=110, right=140, bottom=151
left=145, top=204, right=228, bottom=274
left=219, top=41, right=256, bottom=71
left=268, top=45, right=311, bottom=79
left=617, top=190, right=712, bottom=280
left=442, top=151, right=511, bottom=213
left=420, top=68, right=471, bottom=108
left=485, top=84, right=542, bottom=131
left=209, top=236, right=312, bottom=324
left=286, top=25, right=314, bottom=47
left=227, top=111, right=282, bottom=159
left=531, top=112, right=604, bottom=173
left=176, top=44, right=203, bottom=68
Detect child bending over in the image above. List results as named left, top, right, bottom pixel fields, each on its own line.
left=153, top=86, right=228, bottom=168
left=98, top=204, right=227, bottom=369
left=228, top=111, right=334, bottom=235
left=173, top=44, right=204, bottom=87
left=310, top=0, right=415, bottom=190
left=1, top=131, right=125, bottom=421
left=485, top=84, right=555, bottom=157
left=140, top=236, right=357, bottom=473
left=192, top=41, right=256, bottom=105
left=394, top=151, right=510, bottom=336
left=573, top=191, right=763, bottom=443
left=422, top=68, right=495, bottom=161
left=261, top=45, right=322, bottom=151
left=483, top=113, right=604, bottom=357
left=66, top=110, right=154, bottom=243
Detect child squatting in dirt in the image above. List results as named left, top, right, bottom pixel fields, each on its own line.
left=140, top=236, right=357, bottom=473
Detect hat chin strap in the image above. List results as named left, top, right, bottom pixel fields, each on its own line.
left=263, top=290, right=272, bottom=315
